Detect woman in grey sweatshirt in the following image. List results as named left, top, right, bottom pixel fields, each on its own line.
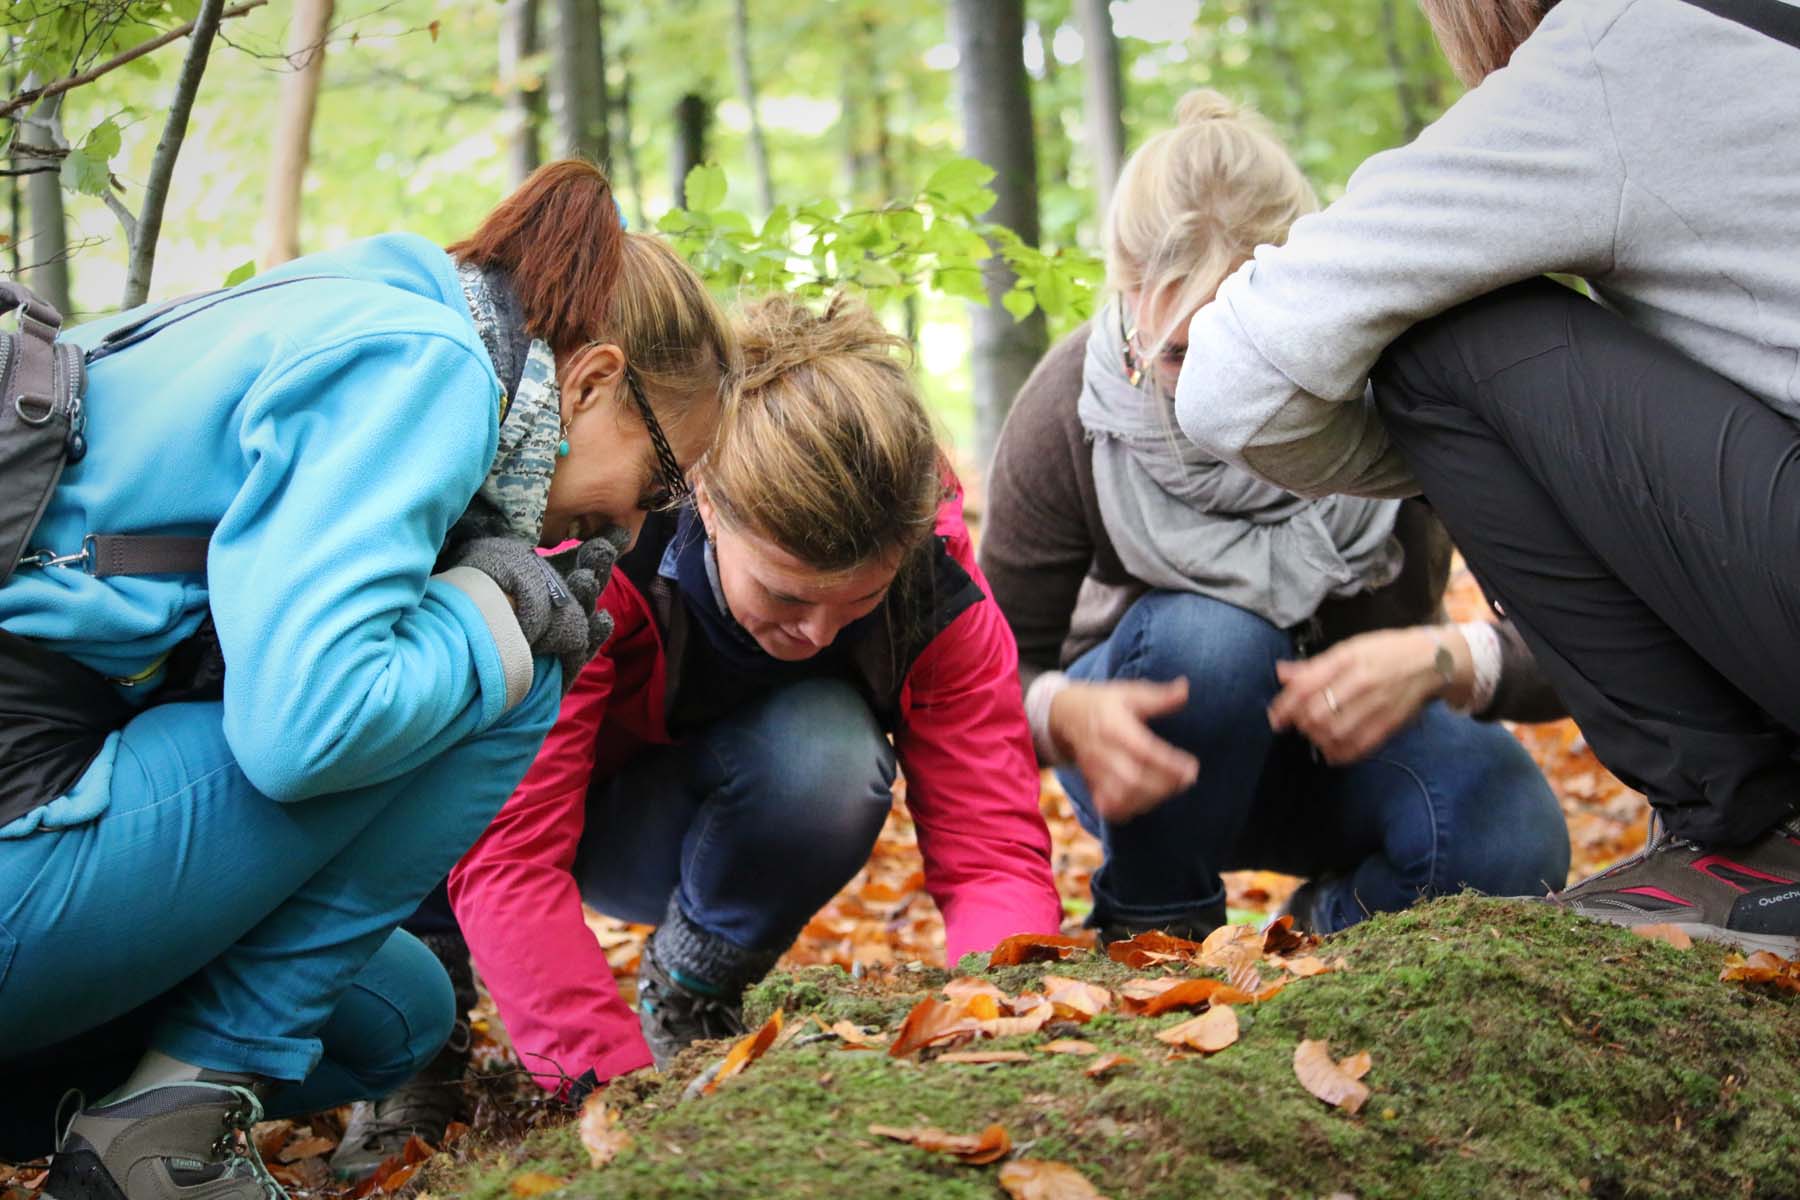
left=1174, top=0, right=1800, bottom=953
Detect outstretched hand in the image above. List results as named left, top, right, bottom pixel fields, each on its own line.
left=1049, top=678, right=1200, bottom=825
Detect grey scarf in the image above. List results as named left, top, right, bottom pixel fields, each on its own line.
left=1079, top=298, right=1403, bottom=630
left=451, top=262, right=564, bottom=546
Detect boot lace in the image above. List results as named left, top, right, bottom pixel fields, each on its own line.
left=212, top=1085, right=288, bottom=1200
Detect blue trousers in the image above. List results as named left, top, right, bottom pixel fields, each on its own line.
left=1058, top=591, right=1569, bottom=934
left=574, top=678, right=897, bottom=953
left=0, top=666, right=559, bottom=1158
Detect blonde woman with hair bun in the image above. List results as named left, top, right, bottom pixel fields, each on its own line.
left=1173, top=0, right=1800, bottom=952
left=451, top=293, right=1063, bottom=1092
left=982, top=89, right=1568, bottom=947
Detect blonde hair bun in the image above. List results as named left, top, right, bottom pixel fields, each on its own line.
left=1174, top=89, right=1242, bottom=125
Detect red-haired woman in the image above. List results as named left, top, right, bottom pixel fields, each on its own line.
left=0, top=162, right=737, bottom=1199
left=1174, top=0, right=1800, bottom=950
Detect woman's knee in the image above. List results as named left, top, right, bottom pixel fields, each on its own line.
left=722, top=679, right=896, bottom=828
left=322, top=931, right=457, bottom=1093
left=1435, top=726, right=1570, bottom=897
left=1104, top=591, right=1291, bottom=704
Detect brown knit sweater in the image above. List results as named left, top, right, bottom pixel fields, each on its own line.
left=978, top=327, right=1565, bottom=729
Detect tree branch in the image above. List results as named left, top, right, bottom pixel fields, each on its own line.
left=122, top=0, right=225, bottom=308
left=102, top=187, right=137, bottom=241
left=0, top=0, right=266, bottom=120
left=0, top=162, right=59, bottom=177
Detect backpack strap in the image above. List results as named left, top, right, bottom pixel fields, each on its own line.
left=1681, top=0, right=1800, bottom=49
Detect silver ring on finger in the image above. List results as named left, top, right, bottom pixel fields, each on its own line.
left=1323, top=686, right=1342, bottom=716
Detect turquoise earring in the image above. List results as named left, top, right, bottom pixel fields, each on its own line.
left=556, top=420, right=571, bottom=458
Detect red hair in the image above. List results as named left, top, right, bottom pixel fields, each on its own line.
left=1420, top=0, right=1559, bottom=85
left=447, top=160, right=624, bottom=357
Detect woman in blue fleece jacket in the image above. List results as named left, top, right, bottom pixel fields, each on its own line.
left=0, top=162, right=737, bottom=1199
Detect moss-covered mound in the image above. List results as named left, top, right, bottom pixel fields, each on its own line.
left=426, top=897, right=1800, bottom=1199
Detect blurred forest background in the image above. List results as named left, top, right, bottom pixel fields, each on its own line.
left=3, top=0, right=1461, bottom=462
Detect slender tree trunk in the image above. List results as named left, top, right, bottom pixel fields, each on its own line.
left=1379, top=0, right=1425, bottom=140
left=1245, top=0, right=1308, bottom=141
left=501, top=0, right=544, bottom=184
left=949, top=0, right=1046, bottom=468
left=1077, top=0, right=1124, bottom=219
left=671, top=93, right=710, bottom=206
left=123, top=0, right=226, bottom=307
left=258, top=0, right=332, bottom=269
left=616, top=67, right=646, bottom=225
left=15, top=93, right=71, bottom=313
left=1033, top=10, right=1068, bottom=192
left=729, top=0, right=773, bottom=212
left=552, top=0, right=608, bottom=163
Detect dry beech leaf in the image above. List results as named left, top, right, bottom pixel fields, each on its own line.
left=508, top=1172, right=566, bottom=1197
left=983, top=1004, right=1057, bottom=1039
left=829, top=1020, right=886, bottom=1049
left=1136, top=977, right=1224, bottom=1016
left=999, top=1158, right=1112, bottom=1200
left=869, top=1122, right=1012, bottom=1165
left=936, top=1049, right=1032, bottom=1064
left=703, top=1008, right=783, bottom=1093
left=1226, top=960, right=1267, bottom=996
left=966, top=993, right=1003, bottom=1021
left=578, top=1094, right=632, bottom=1168
left=1118, top=978, right=1187, bottom=1012
left=1199, top=923, right=1264, bottom=971
left=1294, top=1039, right=1372, bottom=1114
left=1105, top=930, right=1205, bottom=970
left=1720, top=950, right=1800, bottom=993
left=1632, top=924, right=1693, bottom=950
left=1041, top=975, right=1112, bottom=1021
left=1155, top=1004, right=1240, bottom=1054
left=1038, top=1039, right=1100, bottom=1055
left=1337, top=1050, right=1373, bottom=1081
left=1084, top=1052, right=1132, bottom=1078
left=988, top=933, right=1089, bottom=968
left=1277, top=955, right=1336, bottom=978
left=378, top=1164, right=422, bottom=1194
left=890, top=997, right=978, bottom=1057
left=1261, top=914, right=1316, bottom=956
left=944, top=977, right=1010, bottom=1003
left=276, top=1135, right=335, bottom=1163
left=1008, top=991, right=1048, bottom=1015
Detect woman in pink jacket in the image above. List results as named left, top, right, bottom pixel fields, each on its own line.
left=448, top=294, right=1063, bottom=1090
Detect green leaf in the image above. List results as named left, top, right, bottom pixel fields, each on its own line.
left=932, top=266, right=990, bottom=306
left=684, top=162, right=728, bottom=213
left=81, top=118, right=122, bottom=160
left=760, top=204, right=792, bottom=242
left=60, top=148, right=111, bottom=197
left=223, top=259, right=257, bottom=287
left=923, top=157, right=996, bottom=206
left=1034, top=265, right=1074, bottom=319
left=857, top=260, right=903, bottom=288
left=1001, top=286, right=1038, bottom=321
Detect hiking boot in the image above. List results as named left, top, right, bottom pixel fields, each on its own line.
left=42, top=1081, right=286, bottom=1200
left=634, top=898, right=782, bottom=1070
left=327, top=931, right=475, bottom=1180
left=1551, top=812, right=1800, bottom=955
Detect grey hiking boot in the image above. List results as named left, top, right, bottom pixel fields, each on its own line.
left=42, top=1081, right=285, bottom=1200
left=635, top=898, right=781, bottom=1070
left=1552, top=812, right=1800, bottom=955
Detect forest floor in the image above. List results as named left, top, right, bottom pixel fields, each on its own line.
left=6, top=565, right=1743, bottom=1200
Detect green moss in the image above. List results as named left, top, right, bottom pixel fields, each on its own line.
left=428, top=897, right=1800, bottom=1199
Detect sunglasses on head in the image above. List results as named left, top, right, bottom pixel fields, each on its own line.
left=624, top=365, right=690, bottom=511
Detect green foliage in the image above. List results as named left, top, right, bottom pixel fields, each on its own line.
left=660, top=160, right=1102, bottom=323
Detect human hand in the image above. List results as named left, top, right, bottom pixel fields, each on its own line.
left=1267, top=626, right=1471, bottom=765
left=1048, top=679, right=1200, bottom=824
left=453, top=527, right=630, bottom=687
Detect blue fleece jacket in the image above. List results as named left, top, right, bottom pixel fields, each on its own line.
left=0, top=233, right=530, bottom=811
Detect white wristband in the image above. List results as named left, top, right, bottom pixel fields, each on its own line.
left=1024, top=670, right=1073, bottom=765
left=1453, top=621, right=1504, bottom=716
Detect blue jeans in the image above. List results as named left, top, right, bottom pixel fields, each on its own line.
left=1057, top=591, right=1568, bottom=934
left=0, top=664, right=559, bottom=1155
left=573, top=678, right=896, bottom=954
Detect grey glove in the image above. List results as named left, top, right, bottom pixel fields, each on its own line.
left=453, top=527, right=630, bottom=688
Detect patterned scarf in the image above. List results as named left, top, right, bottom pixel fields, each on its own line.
left=451, top=262, right=564, bottom=545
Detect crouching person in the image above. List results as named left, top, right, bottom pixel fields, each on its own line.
left=449, top=295, right=1064, bottom=1091
left=0, top=162, right=736, bottom=1198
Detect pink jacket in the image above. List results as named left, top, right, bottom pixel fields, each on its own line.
left=448, top=490, right=1062, bottom=1088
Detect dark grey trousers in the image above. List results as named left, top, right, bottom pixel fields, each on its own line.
left=1373, top=278, right=1800, bottom=847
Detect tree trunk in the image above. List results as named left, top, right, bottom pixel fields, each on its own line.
left=258, top=0, right=332, bottom=269
left=1245, top=0, right=1308, bottom=141
left=501, top=0, right=544, bottom=184
left=1379, top=0, right=1426, bottom=141
left=552, top=0, right=608, bottom=163
left=1076, top=0, right=1124, bottom=219
left=671, top=92, right=710, bottom=206
left=1033, top=9, right=1068, bottom=193
left=729, top=0, right=773, bottom=212
left=123, top=0, right=226, bottom=308
left=615, top=67, right=646, bottom=225
left=15, top=94, right=71, bottom=314
left=949, top=0, right=1046, bottom=468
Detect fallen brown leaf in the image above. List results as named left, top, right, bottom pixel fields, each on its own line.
left=1294, top=1039, right=1372, bottom=1114
left=868, top=1122, right=1012, bottom=1164
left=935, top=1049, right=1033, bottom=1064
left=1041, top=975, right=1112, bottom=1021
left=966, top=993, right=1003, bottom=1021
left=988, top=933, right=1089, bottom=968
left=889, top=996, right=979, bottom=1057
left=1632, top=924, right=1693, bottom=950
left=1199, top=923, right=1264, bottom=972
left=943, top=977, right=1010, bottom=1003
left=1037, top=1039, right=1100, bottom=1055
left=1084, top=1052, right=1132, bottom=1078
left=829, top=1020, right=886, bottom=1049
left=981, top=1000, right=1056, bottom=1039
left=275, top=1135, right=335, bottom=1163
left=1154, top=1004, right=1240, bottom=1054
left=999, top=1158, right=1111, bottom=1199
left=507, top=1171, right=565, bottom=1197
left=1117, top=977, right=1188, bottom=1012
left=1105, top=930, right=1205, bottom=969
left=1136, top=977, right=1225, bottom=1016
left=704, top=1009, right=784, bottom=1093
left=1720, top=950, right=1800, bottom=993
left=578, top=1094, right=632, bottom=1169
left=1276, top=955, right=1336, bottom=978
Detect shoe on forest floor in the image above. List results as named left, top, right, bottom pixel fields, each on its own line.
left=43, top=1080, right=285, bottom=1200
left=1551, top=813, right=1800, bottom=956
left=635, top=938, right=747, bottom=1071
left=325, top=1032, right=469, bottom=1180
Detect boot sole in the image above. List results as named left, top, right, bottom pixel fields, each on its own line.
left=1569, top=908, right=1800, bottom=957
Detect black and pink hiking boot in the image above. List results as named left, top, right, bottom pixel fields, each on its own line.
left=1552, top=813, right=1800, bottom=956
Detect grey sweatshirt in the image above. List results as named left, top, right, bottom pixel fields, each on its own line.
left=1174, top=0, right=1800, bottom=498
